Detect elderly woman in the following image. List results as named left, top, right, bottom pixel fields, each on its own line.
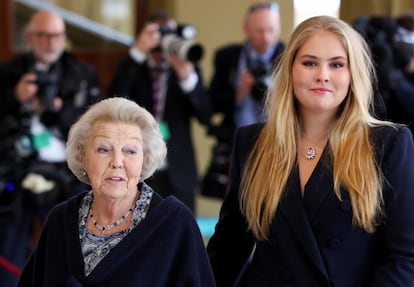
left=17, top=97, right=216, bottom=287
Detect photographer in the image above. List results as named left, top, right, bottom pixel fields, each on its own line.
left=0, top=10, right=101, bottom=287
left=109, top=12, right=212, bottom=212
left=353, top=14, right=414, bottom=137
left=202, top=2, right=284, bottom=199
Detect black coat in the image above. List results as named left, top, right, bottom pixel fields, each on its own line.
left=207, top=124, right=414, bottom=287
left=109, top=55, right=212, bottom=192
left=18, top=188, right=216, bottom=287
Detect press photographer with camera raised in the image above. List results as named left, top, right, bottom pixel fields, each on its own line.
left=0, top=10, right=101, bottom=287
left=109, top=12, right=211, bottom=212
left=202, top=2, right=284, bottom=199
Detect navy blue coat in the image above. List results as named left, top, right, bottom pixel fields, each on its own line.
left=18, top=189, right=216, bottom=287
left=207, top=124, right=414, bottom=286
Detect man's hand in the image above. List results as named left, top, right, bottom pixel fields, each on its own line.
left=168, top=54, right=194, bottom=81
left=15, top=73, right=38, bottom=102
left=236, top=69, right=256, bottom=103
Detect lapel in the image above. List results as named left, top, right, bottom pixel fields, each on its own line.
left=64, top=193, right=87, bottom=276
left=277, top=157, right=333, bottom=280
left=302, top=151, right=334, bottom=223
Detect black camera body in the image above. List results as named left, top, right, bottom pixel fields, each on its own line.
left=159, top=24, right=204, bottom=62
left=32, top=69, right=59, bottom=112
left=246, top=57, right=272, bottom=102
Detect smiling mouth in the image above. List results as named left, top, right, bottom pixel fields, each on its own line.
left=311, top=88, right=331, bottom=94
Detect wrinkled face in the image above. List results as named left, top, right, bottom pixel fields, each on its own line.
left=292, top=30, right=351, bottom=116
left=26, top=13, right=66, bottom=65
left=84, top=120, right=143, bottom=201
left=244, top=8, right=280, bottom=54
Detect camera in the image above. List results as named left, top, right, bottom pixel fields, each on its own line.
left=32, top=68, right=59, bottom=112
left=246, top=58, right=272, bottom=101
left=159, top=24, right=204, bottom=62
left=0, top=116, right=35, bottom=162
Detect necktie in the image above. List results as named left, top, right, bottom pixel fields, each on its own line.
left=151, top=67, right=163, bottom=121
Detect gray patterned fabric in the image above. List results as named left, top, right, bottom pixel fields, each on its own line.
left=78, top=184, right=153, bottom=276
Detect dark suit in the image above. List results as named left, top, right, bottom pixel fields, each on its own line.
left=109, top=55, right=211, bottom=211
left=207, top=124, right=414, bottom=286
left=208, top=43, right=284, bottom=141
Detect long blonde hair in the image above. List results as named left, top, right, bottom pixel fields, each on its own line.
left=240, top=16, right=387, bottom=240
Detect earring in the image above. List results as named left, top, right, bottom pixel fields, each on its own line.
left=81, top=167, right=87, bottom=176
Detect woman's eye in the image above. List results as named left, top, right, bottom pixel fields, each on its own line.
left=331, top=62, right=344, bottom=68
left=303, top=61, right=316, bottom=67
left=125, top=148, right=138, bottom=155
left=97, top=147, right=110, bottom=153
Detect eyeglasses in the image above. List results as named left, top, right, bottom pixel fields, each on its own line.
left=248, top=2, right=279, bottom=14
left=31, top=31, right=66, bottom=40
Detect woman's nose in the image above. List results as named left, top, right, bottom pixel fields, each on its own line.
left=110, top=162, right=123, bottom=169
left=316, top=66, right=329, bottom=83
left=110, top=154, right=124, bottom=169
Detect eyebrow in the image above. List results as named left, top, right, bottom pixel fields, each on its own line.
left=298, top=54, right=348, bottom=61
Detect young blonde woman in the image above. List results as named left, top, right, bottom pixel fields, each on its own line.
left=207, top=15, right=414, bottom=287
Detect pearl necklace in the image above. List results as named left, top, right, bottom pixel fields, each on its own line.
left=89, top=202, right=135, bottom=233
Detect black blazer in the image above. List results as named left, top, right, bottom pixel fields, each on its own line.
left=207, top=124, right=414, bottom=287
left=109, top=55, right=212, bottom=191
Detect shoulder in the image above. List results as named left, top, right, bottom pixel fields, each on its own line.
left=371, top=125, right=414, bottom=161
left=232, top=123, right=264, bottom=163
left=215, top=44, right=243, bottom=57
left=149, top=193, right=199, bottom=231
left=59, top=51, right=97, bottom=74
left=0, top=54, right=31, bottom=74
left=47, top=191, right=88, bottom=221
left=272, top=41, right=285, bottom=59
left=371, top=125, right=413, bottom=153
left=154, top=194, right=194, bottom=219
left=0, top=54, right=28, bottom=66
left=234, top=123, right=264, bottom=145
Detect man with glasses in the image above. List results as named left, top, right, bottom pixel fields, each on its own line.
left=0, top=10, right=101, bottom=287
left=202, top=2, right=284, bottom=199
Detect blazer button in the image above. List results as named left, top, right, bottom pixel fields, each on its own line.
left=328, top=238, right=342, bottom=249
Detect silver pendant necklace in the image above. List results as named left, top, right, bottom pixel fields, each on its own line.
left=302, top=134, right=328, bottom=160
left=89, top=202, right=135, bottom=233
left=305, top=146, right=317, bottom=160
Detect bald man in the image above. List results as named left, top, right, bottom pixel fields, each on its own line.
left=0, top=10, right=101, bottom=287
